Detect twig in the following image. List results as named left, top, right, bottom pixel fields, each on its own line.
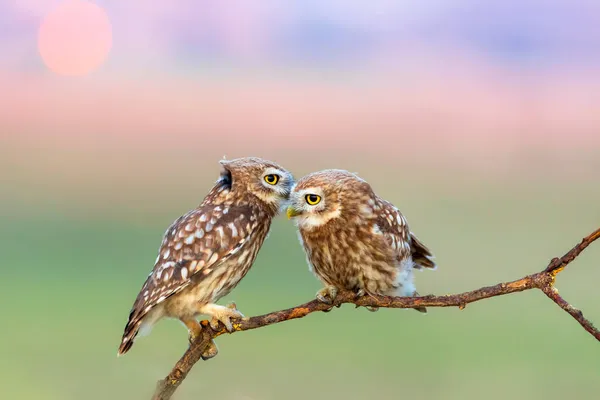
left=542, top=286, right=600, bottom=341
left=152, top=227, right=600, bottom=400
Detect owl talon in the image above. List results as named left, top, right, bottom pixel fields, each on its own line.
left=316, top=286, right=338, bottom=304
left=201, top=303, right=244, bottom=332
left=200, top=340, right=219, bottom=360
left=182, top=318, right=218, bottom=359
left=353, top=289, right=378, bottom=311
left=209, top=317, right=223, bottom=331
left=412, top=291, right=427, bottom=313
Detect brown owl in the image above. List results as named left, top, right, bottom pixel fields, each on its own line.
left=287, top=169, right=436, bottom=312
left=118, top=157, right=294, bottom=357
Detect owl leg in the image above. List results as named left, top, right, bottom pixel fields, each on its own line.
left=316, top=286, right=338, bottom=304
left=181, top=318, right=219, bottom=360
left=198, top=303, right=244, bottom=332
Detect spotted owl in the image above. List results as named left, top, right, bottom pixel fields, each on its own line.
left=286, top=169, right=436, bottom=312
left=118, top=157, right=294, bottom=357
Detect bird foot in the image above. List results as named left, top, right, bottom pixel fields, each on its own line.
left=200, top=303, right=244, bottom=332
left=412, top=291, right=427, bottom=314
left=316, top=286, right=338, bottom=304
left=184, top=319, right=219, bottom=360
left=188, top=332, right=219, bottom=360
left=354, top=289, right=379, bottom=312
left=200, top=340, right=219, bottom=360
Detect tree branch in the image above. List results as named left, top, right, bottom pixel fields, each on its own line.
left=152, top=227, right=600, bottom=400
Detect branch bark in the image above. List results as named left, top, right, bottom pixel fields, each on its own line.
left=152, top=227, right=600, bottom=400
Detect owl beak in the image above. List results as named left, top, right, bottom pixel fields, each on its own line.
left=286, top=207, right=301, bottom=219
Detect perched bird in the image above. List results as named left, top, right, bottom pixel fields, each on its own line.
left=118, top=157, right=294, bottom=357
left=287, top=169, right=436, bottom=312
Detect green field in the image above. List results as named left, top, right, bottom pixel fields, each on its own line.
left=1, top=182, right=599, bottom=400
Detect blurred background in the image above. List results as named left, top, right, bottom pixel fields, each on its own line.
left=1, top=1, right=599, bottom=399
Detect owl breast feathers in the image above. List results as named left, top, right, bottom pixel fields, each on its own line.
left=287, top=169, right=436, bottom=311
left=118, top=157, right=294, bottom=356
left=125, top=204, right=266, bottom=334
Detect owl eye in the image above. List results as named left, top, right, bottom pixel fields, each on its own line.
left=264, top=174, right=280, bottom=185
left=305, top=194, right=321, bottom=205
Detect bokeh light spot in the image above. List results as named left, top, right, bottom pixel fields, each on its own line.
left=38, top=0, right=112, bottom=76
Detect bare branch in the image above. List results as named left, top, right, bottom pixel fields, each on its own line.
left=151, top=227, right=600, bottom=400
left=542, top=285, right=600, bottom=341
left=545, top=228, right=600, bottom=275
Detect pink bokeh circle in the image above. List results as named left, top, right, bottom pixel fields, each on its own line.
left=38, top=0, right=112, bottom=76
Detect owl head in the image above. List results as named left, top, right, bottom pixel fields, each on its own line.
left=287, top=169, right=373, bottom=230
left=218, top=157, right=294, bottom=211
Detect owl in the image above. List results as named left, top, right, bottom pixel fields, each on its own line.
left=118, top=157, right=294, bottom=357
left=287, top=169, right=436, bottom=313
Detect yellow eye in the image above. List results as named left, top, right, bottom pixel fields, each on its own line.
left=264, top=174, right=279, bottom=185
left=305, top=194, right=321, bottom=205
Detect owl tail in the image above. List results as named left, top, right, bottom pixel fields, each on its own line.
left=117, top=320, right=141, bottom=357
left=410, top=233, right=437, bottom=270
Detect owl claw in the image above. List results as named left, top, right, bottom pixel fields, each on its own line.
left=194, top=302, right=244, bottom=357
left=183, top=319, right=219, bottom=360
left=354, top=289, right=379, bottom=312
left=201, top=303, right=244, bottom=332
left=189, top=333, right=219, bottom=360
left=200, top=340, right=219, bottom=360
left=316, top=286, right=338, bottom=304
left=412, top=291, right=427, bottom=313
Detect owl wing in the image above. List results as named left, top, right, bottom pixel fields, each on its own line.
left=375, top=200, right=436, bottom=270
left=120, top=205, right=256, bottom=346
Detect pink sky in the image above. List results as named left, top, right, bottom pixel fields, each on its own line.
left=2, top=62, right=599, bottom=162
left=2, top=1, right=599, bottom=201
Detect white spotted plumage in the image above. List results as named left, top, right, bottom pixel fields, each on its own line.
left=118, top=157, right=294, bottom=356
left=287, top=169, right=436, bottom=313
